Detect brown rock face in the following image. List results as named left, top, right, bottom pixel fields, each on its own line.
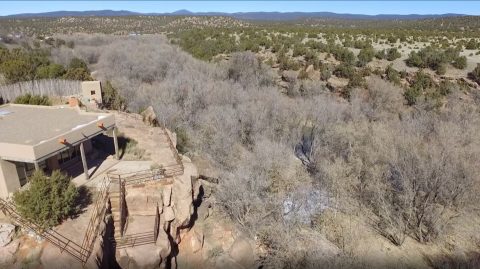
left=156, top=228, right=171, bottom=260
left=190, top=227, right=204, bottom=253
left=163, top=185, right=172, bottom=207
left=171, top=161, right=198, bottom=228
left=164, top=206, right=175, bottom=222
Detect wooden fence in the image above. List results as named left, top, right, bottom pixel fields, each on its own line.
left=0, top=79, right=81, bottom=102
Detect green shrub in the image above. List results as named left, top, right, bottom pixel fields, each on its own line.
left=13, top=170, right=80, bottom=228
left=385, top=64, right=401, bottom=85
left=346, top=74, right=365, bottom=90
left=453, top=56, right=468, bottom=70
left=63, top=68, right=93, bottom=81
left=66, top=41, right=75, bottom=49
left=436, top=64, right=447, bottom=75
left=469, top=63, right=480, bottom=83
left=13, top=93, right=51, bottom=106
left=68, top=57, right=90, bottom=73
left=35, top=63, right=66, bottom=79
left=386, top=48, right=401, bottom=61
left=375, top=49, right=386, bottom=60
left=404, top=86, right=422, bottom=106
left=465, top=38, right=478, bottom=50
left=292, top=43, right=307, bottom=57
left=297, top=69, right=310, bottom=80
left=175, top=127, right=189, bottom=154
left=102, top=80, right=126, bottom=110
left=334, top=63, right=355, bottom=79
left=357, top=46, right=375, bottom=67
left=320, top=70, right=331, bottom=81
left=359, top=66, right=372, bottom=77
left=387, top=36, right=398, bottom=44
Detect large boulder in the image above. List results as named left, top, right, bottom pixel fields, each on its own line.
left=118, top=245, right=162, bottom=269
left=0, top=239, right=19, bottom=264
left=199, top=179, right=216, bottom=198
left=164, top=206, right=175, bottom=222
left=171, top=166, right=197, bottom=228
left=155, top=228, right=171, bottom=260
left=0, top=223, right=15, bottom=247
left=228, top=236, right=255, bottom=269
left=140, top=106, right=158, bottom=126
left=191, top=228, right=204, bottom=253
left=163, top=185, right=172, bottom=207
left=192, top=176, right=202, bottom=203
left=215, top=254, right=244, bottom=269
left=306, top=64, right=315, bottom=78
left=125, top=188, right=162, bottom=215
left=196, top=200, right=211, bottom=221
left=282, top=70, right=298, bottom=82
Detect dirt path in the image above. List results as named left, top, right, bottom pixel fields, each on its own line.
left=113, top=112, right=178, bottom=167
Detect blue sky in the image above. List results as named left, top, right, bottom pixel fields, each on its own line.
left=1, top=1, right=478, bottom=16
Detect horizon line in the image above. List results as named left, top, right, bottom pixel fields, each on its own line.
left=1, top=9, right=474, bottom=17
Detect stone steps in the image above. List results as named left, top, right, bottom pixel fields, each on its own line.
left=109, top=191, right=124, bottom=237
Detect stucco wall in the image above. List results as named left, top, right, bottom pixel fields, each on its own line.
left=81, top=81, right=103, bottom=104
left=0, top=159, right=20, bottom=198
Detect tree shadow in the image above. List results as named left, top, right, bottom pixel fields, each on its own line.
left=97, top=132, right=134, bottom=160
left=71, top=185, right=93, bottom=218
left=117, top=135, right=131, bottom=160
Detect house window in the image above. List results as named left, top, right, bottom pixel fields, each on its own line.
left=56, top=145, right=82, bottom=166
left=13, top=160, right=47, bottom=187
left=91, top=90, right=96, bottom=95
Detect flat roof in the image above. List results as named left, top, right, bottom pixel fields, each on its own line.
left=0, top=104, right=104, bottom=145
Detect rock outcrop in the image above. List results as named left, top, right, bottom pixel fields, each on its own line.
left=228, top=236, right=255, bottom=269
left=125, top=188, right=162, bottom=215
left=0, top=223, right=15, bottom=247
left=140, top=106, right=158, bottom=126
left=0, top=239, right=19, bottom=265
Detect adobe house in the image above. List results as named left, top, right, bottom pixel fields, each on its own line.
left=82, top=81, right=103, bottom=104
left=0, top=104, right=118, bottom=198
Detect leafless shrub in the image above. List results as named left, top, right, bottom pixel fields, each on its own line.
left=64, top=34, right=480, bottom=264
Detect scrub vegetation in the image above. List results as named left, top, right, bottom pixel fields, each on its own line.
left=2, top=14, right=480, bottom=267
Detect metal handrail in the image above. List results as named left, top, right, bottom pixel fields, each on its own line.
left=80, top=177, right=111, bottom=262
left=0, top=198, right=89, bottom=264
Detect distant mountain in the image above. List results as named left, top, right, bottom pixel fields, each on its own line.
left=4, top=10, right=142, bottom=18
left=2, top=9, right=469, bottom=20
